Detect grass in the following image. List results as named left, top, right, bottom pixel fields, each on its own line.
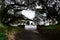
left=40, top=25, right=60, bottom=30
left=0, top=22, right=24, bottom=40
left=37, top=24, right=60, bottom=33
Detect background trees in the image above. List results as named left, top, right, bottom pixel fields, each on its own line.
left=0, top=0, right=60, bottom=25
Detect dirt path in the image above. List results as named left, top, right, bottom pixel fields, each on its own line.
left=15, top=29, right=60, bottom=40
left=15, top=30, right=44, bottom=40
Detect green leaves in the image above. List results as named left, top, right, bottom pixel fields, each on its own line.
left=0, top=32, right=6, bottom=37
left=0, top=32, right=6, bottom=40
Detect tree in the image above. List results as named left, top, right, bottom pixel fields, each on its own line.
left=1, top=0, right=60, bottom=26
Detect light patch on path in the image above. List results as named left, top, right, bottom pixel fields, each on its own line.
left=25, top=25, right=37, bottom=30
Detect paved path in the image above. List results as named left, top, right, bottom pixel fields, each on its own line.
left=15, top=30, right=44, bottom=40
left=25, top=25, right=37, bottom=30
left=15, top=29, right=60, bottom=40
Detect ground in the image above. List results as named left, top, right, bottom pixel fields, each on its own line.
left=0, top=22, right=60, bottom=40
left=15, top=28, right=60, bottom=40
left=15, top=30, right=40, bottom=40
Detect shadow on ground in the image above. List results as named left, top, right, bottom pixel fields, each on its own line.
left=15, top=26, right=60, bottom=40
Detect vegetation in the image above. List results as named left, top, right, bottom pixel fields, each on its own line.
left=0, top=0, right=60, bottom=40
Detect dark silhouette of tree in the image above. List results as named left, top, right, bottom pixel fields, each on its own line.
left=1, top=0, right=60, bottom=26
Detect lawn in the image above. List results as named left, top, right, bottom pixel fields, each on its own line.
left=0, top=21, right=24, bottom=40
left=39, top=25, right=60, bottom=31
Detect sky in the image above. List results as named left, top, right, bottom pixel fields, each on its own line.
left=4, top=0, right=58, bottom=26
left=21, top=9, right=35, bottom=20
